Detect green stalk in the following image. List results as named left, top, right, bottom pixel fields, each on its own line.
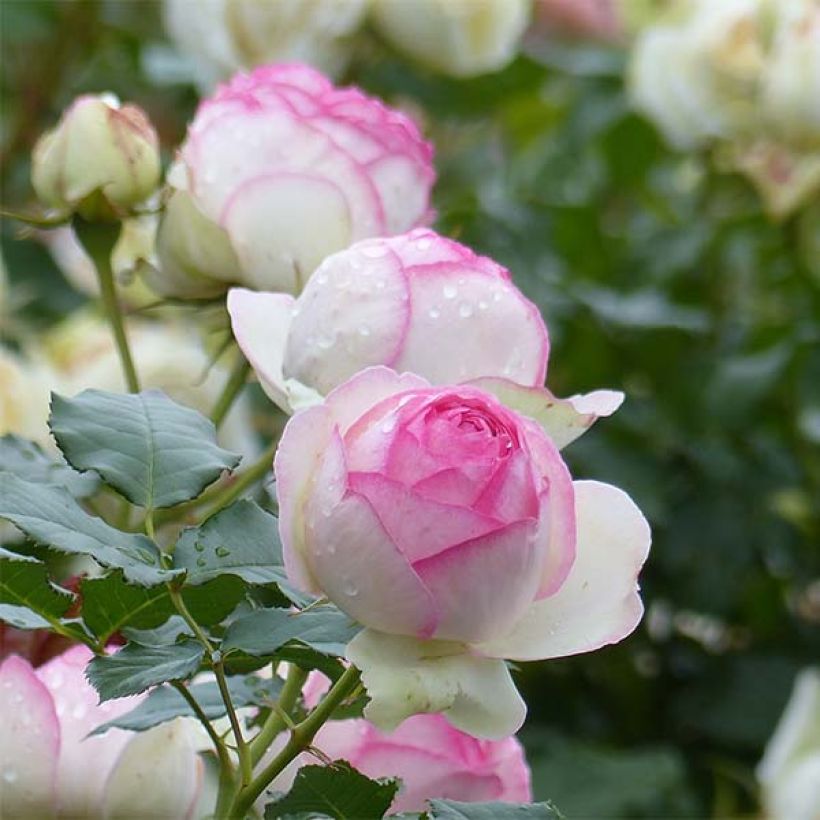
left=73, top=218, right=140, bottom=392
left=226, top=666, right=361, bottom=819
left=210, top=357, right=250, bottom=429
left=248, top=664, right=308, bottom=767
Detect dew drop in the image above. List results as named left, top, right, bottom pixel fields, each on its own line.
left=194, top=542, right=205, bottom=553
left=215, top=546, right=231, bottom=558
left=357, top=324, right=371, bottom=337
left=316, top=335, right=334, bottom=350
left=381, top=416, right=397, bottom=434
left=3, top=768, right=18, bottom=784
left=196, top=557, right=207, bottom=568
left=415, top=236, right=432, bottom=251
left=478, top=300, right=489, bottom=311
left=492, top=290, right=503, bottom=302
left=428, top=307, right=441, bottom=319
left=342, top=578, right=359, bottom=597
left=458, top=302, right=473, bottom=318
left=443, top=284, right=457, bottom=300
left=316, top=272, right=329, bottom=285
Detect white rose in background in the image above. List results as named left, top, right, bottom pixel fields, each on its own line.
left=0, top=647, right=209, bottom=817
left=758, top=668, right=820, bottom=820
left=228, top=229, right=553, bottom=412
left=371, top=0, right=531, bottom=77
left=152, top=63, right=435, bottom=298
left=163, top=0, right=368, bottom=88
left=628, top=0, right=764, bottom=151
left=0, top=346, right=54, bottom=449
left=31, top=94, right=160, bottom=220
left=32, top=312, right=258, bottom=460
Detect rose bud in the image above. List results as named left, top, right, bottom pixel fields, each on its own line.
left=757, top=668, right=820, bottom=820
left=163, top=0, right=368, bottom=88
left=0, top=646, right=207, bottom=817
left=284, top=672, right=531, bottom=812
left=31, top=94, right=160, bottom=220
left=371, top=0, right=530, bottom=77
left=150, top=63, right=435, bottom=298
left=228, top=229, right=550, bottom=412
left=275, top=367, right=650, bottom=738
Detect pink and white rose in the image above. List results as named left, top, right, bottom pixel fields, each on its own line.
left=228, top=229, right=550, bottom=412
left=152, top=63, right=435, bottom=297
left=275, top=367, right=650, bottom=738
left=0, top=646, right=208, bottom=818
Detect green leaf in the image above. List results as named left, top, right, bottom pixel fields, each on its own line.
left=81, top=571, right=174, bottom=643
left=50, top=389, right=241, bottom=510
left=426, top=800, right=564, bottom=820
left=0, top=434, right=99, bottom=497
left=263, top=762, right=399, bottom=820
left=0, top=474, right=178, bottom=586
left=91, top=674, right=283, bottom=735
left=123, top=615, right=191, bottom=646
left=0, top=548, right=75, bottom=619
left=85, top=640, right=205, bottom=701
left=0, top=603, right=53, bottom=630
left=174, top=500, right=286, bottom=586
left=222, top=606, right=360, bottom=658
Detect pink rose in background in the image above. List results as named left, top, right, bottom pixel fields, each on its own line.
left=534, top=0, right=622, bottom=41
left=275, top=367, right=650, bottom=738
left=228, top=229, right=549, bottom=412
left=153, top=63, right=436, bottom=297
left=0, top=646, right=207, bottom=818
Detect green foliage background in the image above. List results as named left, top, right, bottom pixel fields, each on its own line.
left=2, top=2, right=818, bottom=816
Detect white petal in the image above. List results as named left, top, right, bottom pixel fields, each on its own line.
left=347, top=629, right=526, bottom=740
left=221, top=173, right=353, bottom=292
left=758, top=669, right=820, bottom=787
left=228, top=287, right=297, bottom=413
left=468, top=378, right=624, bottom=449
left=102, top=718, right=206, bottom=819
left=476, top=480, right=650, bottom=661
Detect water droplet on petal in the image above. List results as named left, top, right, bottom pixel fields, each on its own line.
left=361, top=244, right=388, bottom=259
left=443, top=284, right=457, bottom=300
left=458, top=302, right=473, bottom=318
left=415, top=236, right=432, bottom=251
left=428, top=307, right=441, bottom=319
left=342, top=578, right=359, bottom=597
left=478, top=300, right=489, bottom=311
left=381, top=416, right=397, bottom=434
left=357, top=324, right=371, bottom=337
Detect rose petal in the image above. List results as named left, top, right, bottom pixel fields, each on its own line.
left=221, top=172, right=354, bottom=292
left=102, top=718, right=205, bottom=819
left=0, top=655, right=59, bottom=817
left=324, top=365, right=429, bottom=435
left=395, top=268, right=549, bottom=387
left=413, top=519, right=542, bottom=643
left=475, top=480, right=651, bottom=661
left=306, top=431, right=439, bottom=637
left=468, top=377, right=624, bottom=449
left=283, top=242, right=411, bottom=394
left=346, top=629, right=527, bottom=740
left=349, top=471, right=503, bottom=562
left=227, top=287, right=299, bottom=413
left=412, top=468, right=482, bottom=507
left=474, top=448, right=539, bottom=521
left=275, top=403, right=335, bottom=592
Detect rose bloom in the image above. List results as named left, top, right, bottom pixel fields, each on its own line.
left=152, top=63, right=435, bottom=297
left=228, top=229, right=552, bottom=413
left=0, top=646, right=208, bottom=818
left=628, top=0, right=766, bottom=150
left=163, top=0, right=368, bottom=88
left=371, top=0, right=530, bottom=77
left=757, top=668, right=820, bottom=820
left=276, top=367, right=650, bottom=738
left=31, top=94, right=160, bottom=219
